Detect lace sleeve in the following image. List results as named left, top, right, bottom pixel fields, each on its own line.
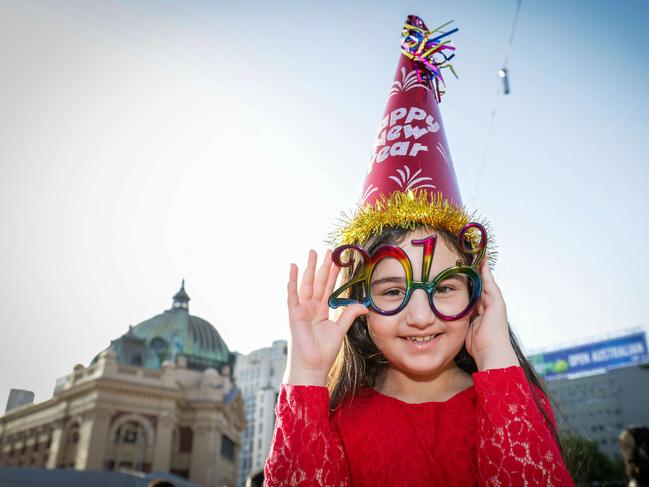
left=264, top=384, right=351, bottom=486
left=473, top=366, right=575, bottom=487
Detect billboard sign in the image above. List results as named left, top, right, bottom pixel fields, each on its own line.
left=529, top=331, right=649, bottom=380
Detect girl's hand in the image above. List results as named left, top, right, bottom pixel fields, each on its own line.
left=284, top=249, right=368, bottom=386
left=465, top=260, right=519, bottom=371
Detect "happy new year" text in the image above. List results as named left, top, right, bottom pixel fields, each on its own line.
left=370, top=106, right=440, bottom=166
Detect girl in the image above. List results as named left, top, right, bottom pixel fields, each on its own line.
left=264, top=15, right=574, bottom=486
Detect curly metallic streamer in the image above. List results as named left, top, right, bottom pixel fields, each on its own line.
left=400, top=16, right=458, bottom=102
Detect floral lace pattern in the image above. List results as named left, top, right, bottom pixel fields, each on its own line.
left=265, top=386, right=351, bottom=486
left=473, top=367, right=570, bottom=486
left=265, top=367, right=574, bottom=486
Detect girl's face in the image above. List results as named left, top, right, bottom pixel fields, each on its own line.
left=366, top=227, right=471, bottom=378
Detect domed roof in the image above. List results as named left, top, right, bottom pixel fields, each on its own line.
left=97, top=281, right=232, bottom=372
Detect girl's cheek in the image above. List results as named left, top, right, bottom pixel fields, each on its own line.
left=450, top=317, right=471, bottom=329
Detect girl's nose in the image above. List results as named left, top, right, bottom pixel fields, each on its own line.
left=404, top=288, right=436, bottom=329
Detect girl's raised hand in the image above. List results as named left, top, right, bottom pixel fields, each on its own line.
left=465, top=261, right=519, bottom=371
left=285, top=249, right=368, bottom=386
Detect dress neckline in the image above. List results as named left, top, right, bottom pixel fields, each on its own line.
left=364, top=384, right=476, bottom=406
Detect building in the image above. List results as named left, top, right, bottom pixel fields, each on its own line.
left=233, top=340, right=287, bottom=487
left=530, top=330, right=649, bottom=458
left=4, top=390, right=35, bottom=413
left=0, top=282, right=245, bottom=487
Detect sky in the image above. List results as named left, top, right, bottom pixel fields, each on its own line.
left=0, top=0, right=648, bottom=410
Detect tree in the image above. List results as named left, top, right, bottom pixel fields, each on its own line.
left=560, top=431, right=626, bottom=486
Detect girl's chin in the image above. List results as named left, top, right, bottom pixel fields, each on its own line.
left=387, top=358, right=454, bottom=378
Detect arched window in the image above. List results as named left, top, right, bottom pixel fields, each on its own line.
left=107, top=419, right=151, bottom=472
left=114, top=421, right=144, bottom=444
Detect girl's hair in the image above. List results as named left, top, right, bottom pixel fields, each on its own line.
left=326, top=225, right=564, bottom=455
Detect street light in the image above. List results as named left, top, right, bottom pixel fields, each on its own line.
left=498, top=68, right=510, bottom=95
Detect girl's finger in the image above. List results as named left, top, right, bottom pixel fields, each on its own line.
left=479, top=263, right=498, bottom=297
left=478, top=284, right=493, bottom=307
left=313, top=249, right=333, bottom=301
left=324, top=262, right=342, bottom=300
left=336, top=303, right=369, bottom=335
left=287, top=264, right=299, bottom=308
left=476, top=299, right=485, bottom=316
left=483, top=262, right=495, bottom=283
left=299, top=250, right=317, bottom=300
left=465, top=319, right=477, bottom=351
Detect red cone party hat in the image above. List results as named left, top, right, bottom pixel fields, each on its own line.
left=363, top=30, right=460, bottom=207
left=335, top=15, right=485, bottom=247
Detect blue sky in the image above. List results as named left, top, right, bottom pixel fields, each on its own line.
left=0, top=0, right=647, bottom=408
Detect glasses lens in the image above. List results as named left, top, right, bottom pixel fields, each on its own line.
left=432, top=272, right=472, bottom=318
left=369, top=256, right=408, bottom=314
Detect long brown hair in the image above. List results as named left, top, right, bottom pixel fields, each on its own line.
left=326, top=225, right=564, bottom=454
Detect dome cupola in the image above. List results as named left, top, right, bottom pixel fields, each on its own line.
left=172, top=279, right=190, bottom=310
left=94, top=281, right=233, bottom=374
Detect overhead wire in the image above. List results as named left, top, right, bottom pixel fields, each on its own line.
left=469, top=0, right=522, bottom=208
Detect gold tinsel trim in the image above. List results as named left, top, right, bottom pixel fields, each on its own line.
left=328, top=190, right=497, bottom=264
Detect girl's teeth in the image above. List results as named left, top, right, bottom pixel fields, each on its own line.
left=408, top=335, right=437, bottom=342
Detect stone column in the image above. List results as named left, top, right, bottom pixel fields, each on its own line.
left=46, top=419, right=65, bottom=469
left=189, top=419, right=220, bottom=487
left=75, top=409, right=111, bottom=470
left=152, top=413, right=175, bottom=472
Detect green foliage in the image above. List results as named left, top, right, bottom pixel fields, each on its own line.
left=560, top=431, right=627, bottom=486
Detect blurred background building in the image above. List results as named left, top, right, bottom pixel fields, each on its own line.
left=233, top=340, right=287, bottom=487
left=530, top=330, right=649, bottom=458
left=0, top=283, right=245, bottom=487
left=4, top=390, right=35, bottom=414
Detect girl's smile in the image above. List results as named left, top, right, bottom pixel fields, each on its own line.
left=400, top=332, right=443, bottom=351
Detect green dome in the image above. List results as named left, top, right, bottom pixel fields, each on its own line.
left=97, top=281, right=232, bottom=372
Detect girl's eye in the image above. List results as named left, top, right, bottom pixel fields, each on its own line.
left=385, top=288, right=405, bottom=296
left=436, top=285, right=454, bottom=294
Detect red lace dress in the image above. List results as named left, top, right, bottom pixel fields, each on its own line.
left=264, top=366, right=574, bottom=486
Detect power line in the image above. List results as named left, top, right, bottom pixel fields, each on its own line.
left=469, top=0, right=522, bottom=208
left=503, top=0, right=522, bottom=70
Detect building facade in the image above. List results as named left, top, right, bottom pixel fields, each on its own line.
left=531, top=330, right=649, bottom=458
left=547, top=363, right=649, bottom=458
left=0, top=283, right=245, bottom=487
left=233, top=340, right=287, bottom=487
